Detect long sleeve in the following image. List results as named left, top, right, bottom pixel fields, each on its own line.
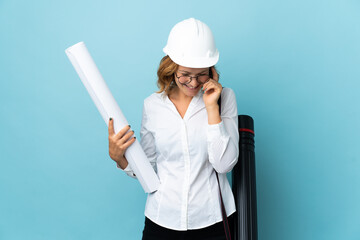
left=207, top=88, right=239, bottom=173
left=119, top=102, right=157, bottom=178
left=137, top=91, right=237, bottom=230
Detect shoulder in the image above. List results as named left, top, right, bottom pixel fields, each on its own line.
left=220, top=87, right=238, bottom=116
left=143, top=92, right=167, bottom=112
left=221, top=87, right=236, bottom=102
left=144, top=92, right=165, bottom=104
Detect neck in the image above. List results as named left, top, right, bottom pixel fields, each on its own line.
left=169, top=87, right=193, bottom=103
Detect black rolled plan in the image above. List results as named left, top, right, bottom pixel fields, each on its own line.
left=232, top=115, right=258, bottom=240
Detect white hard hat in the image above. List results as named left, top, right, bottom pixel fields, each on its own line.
left=163, top=18, right=219, bottom=68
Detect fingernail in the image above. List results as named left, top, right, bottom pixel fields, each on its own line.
left=201, top=87, right=203, bottom=91
left=128, top=125, right=131, bottom=128
left=109, top=118, right=112, bottom=121
left=134, top=137, right=136, bottom=139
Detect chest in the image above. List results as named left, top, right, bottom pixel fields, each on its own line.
left=149, top=104, right=208, bottom=158
left=169, top=98, right=190, bottom=119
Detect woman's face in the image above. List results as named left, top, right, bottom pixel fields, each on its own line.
left=174, top=66, right=209, bottom=97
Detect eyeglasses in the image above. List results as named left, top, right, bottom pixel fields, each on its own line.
left=175, top=73, right=210, bottom=85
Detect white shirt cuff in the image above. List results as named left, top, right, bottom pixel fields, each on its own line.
left=117, top=163, right=137, bottom=178
left=207, top=121, right=228, bottom=140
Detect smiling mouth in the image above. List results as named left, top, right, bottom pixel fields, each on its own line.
left=185, top=85, right=199, bottom=90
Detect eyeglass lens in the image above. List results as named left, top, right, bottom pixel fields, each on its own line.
left=177, top=75, right=209, bottom=84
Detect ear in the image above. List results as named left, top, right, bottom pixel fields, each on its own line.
left=211, top=66, right=219, bottom=82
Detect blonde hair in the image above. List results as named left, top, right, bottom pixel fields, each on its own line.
left=156, top=56, right=179, bottom=95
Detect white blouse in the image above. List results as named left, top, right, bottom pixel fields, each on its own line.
left=122, top=87, right=239, bottom=231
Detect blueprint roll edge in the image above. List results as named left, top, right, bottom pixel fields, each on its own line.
left=65, top=42, right=159, bottom=193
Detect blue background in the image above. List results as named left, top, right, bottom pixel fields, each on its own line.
left=1, top=0, right=359, bottom=239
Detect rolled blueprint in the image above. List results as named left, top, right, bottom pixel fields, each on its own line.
left=232, top=115, right=258, bottom=240
left=65, top=41, right=159, bottom=193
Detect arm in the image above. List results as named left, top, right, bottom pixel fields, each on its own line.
left=202, top=68, right=239, bottom=173
left=116, top=102, right=157, bottom=178
left=207, top=88, right=239, bottom=173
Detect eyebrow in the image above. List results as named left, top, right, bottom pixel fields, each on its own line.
left=178, top=70, right=208, bottom=74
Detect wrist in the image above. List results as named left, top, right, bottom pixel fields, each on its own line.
left=205, top=103, right=219, bottom=111
left=116, top=155, right=128, bottom=170
left=206, top=104, right=221, bottom=125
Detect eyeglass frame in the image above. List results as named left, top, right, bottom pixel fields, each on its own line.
left=174, top=73, right=211, bottom=85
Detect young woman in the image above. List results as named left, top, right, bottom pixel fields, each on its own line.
left=108, top=18, right=239, bottom=240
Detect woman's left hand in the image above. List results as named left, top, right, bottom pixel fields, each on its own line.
left=202, top=66, right=222, bottom=108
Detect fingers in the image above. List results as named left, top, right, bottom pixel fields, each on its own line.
left=108, top=119, right=137, bottom=164
left=108, top=118, right=115, bottom=136
left=211, top=66, right=219, bottom=82
left=121, top=136, right=136, bottom=151
left=113, top=124, right=131, bottom=140
left=202, top=79, right=222, bottom=94
left=113, top=130, right=135, bottom=152
left=108, top=120, right=135, bottom=143
left=118, top=129, right=135, bottom=144
left=115, top=130, right=135, bottom=153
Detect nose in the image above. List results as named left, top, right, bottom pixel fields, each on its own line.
left=188, top=76, right=202, bottom=86
left=187, top=79, right=200, bottom=87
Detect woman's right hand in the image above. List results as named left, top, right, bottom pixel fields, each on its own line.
left=108, top=118, right=136, bottom=169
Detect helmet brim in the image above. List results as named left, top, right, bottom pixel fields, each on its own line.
left=164, top=47, right=219, bottom=68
